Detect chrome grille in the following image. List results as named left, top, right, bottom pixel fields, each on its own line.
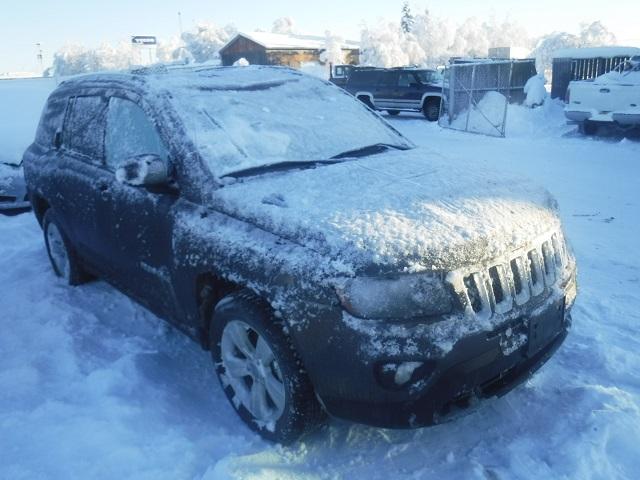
left=447, top=231, right=569, bottom=320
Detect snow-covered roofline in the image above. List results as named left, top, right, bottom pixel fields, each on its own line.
left=553, top=46, right=640, bottom=59
left=220, top=32, right=360, bottom=53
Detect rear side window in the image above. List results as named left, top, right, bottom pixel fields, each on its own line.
left=35, top=96, right=67, bottom=147
left=64, top=96, right=108, bottom=161
left=105, top=97, right=168, bottom=171
left=350, top=70, right=379, bottom=84
left=378, top=71, right=398, bottom=86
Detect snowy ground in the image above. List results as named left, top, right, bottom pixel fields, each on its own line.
left=1, top=80, right=639, bottom=479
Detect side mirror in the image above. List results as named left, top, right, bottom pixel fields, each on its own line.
left=115, top=154, right=168, bottom=187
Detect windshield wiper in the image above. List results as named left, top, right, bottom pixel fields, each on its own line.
left=330, top=143, right=409, bottom=159
left=220, top=143, right=410, bottom=180
left=221, top=159, right=342, bottom=179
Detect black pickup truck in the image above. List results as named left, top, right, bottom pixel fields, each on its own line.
left=338, top=67, right=444, bottom=121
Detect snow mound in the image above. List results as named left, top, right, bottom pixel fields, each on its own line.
left=450, top=91, right=508, bottom=136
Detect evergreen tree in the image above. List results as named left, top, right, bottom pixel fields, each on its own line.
left=401, top=2, right=414, bottom=33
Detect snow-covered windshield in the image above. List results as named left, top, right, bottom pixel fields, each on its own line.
left=154, top=67, right=411, bottom=178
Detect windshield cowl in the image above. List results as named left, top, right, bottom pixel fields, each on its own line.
left=220, top=143, right=412, bottom=180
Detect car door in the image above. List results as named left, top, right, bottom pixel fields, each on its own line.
left=98, top=95, right=179, bottom=318
left=54, top=94, right=113, bottom=266
left=394, top=72, right=423, bottom=110
left=374, top=71, right=399, bottom=109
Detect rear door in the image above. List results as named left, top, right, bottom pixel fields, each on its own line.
left=374, top=71, right=399, bottom=109
left=97, top=95, right=179, bottom=317
left=55, top=94, right=113, bottom=265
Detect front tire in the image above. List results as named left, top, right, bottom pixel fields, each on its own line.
left=423, top=98, right=441, bottom=121
left=387, top=110, right=400, bottom=116
left=43, top=210, right=87, bottom=285
left=210, top=291, right=325, bottom=444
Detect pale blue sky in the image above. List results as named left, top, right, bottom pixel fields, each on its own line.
left=1, top=0, right=638, bottom=72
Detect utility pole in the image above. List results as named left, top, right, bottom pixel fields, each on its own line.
left=177, top=11, right=183, bottom=37
left=35, top=43, right=44, bottom=74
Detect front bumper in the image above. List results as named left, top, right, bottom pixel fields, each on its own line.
left=0, top=199, right=31, bottom=215
left=294, top=282, right=574, bottom=429
left=565, top=109, right=640, bottom=126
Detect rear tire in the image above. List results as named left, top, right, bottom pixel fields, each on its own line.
left=580, top=121, right=598, bottom=136
left=43, top=210, right=88, bottom=286
left=357, top=95, right=375, bottom=110
left=423, top=98, right=441, bottom=121
left=210, top=291, right=325, bottom=444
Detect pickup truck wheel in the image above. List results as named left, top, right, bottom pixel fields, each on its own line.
left=387, top=110, right=400, bottom=116
left=580, top=121, right=598, bottom=136
left=210, top=291, right=325, bottom=444
left=43, top=210, right=88, bottom=285
left=423, top=98, right=441, bottom=121
left=357, top=96, right=375, bottom=109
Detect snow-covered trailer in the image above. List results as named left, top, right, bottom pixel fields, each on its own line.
left=551, top=46, right=640, bottom=100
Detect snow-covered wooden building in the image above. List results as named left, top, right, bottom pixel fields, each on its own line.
left=219, top=32, right=359, bottom=68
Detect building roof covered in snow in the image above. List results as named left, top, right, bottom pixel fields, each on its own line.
left=218, top=32, right=360, bottom=68
left=220, top=32, right=359, bottom=53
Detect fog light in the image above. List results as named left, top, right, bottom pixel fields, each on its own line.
left=375, top=360, right=437, bottom=390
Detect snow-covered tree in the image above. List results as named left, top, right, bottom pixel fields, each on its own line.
left=483, top=16, right=531, bottom=51
left=401, top=2, right=414, bottom=34
left=51, top=42, right=132, bottom=76
left=411, top=8, right=453, bottom=67
left=530, top=32, right=580, bottom=76
left=272, top=17, right=296, bottom=35
left=320, top=31, right=345, bottom=66
left=579, top=21, right=617, bottom=47
left=181, top=22, right=237, bottom=63
left=360, top=20, right=425, bottom=67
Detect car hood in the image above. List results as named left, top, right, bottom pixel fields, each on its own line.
left=211, top=149, right=561, bottom=275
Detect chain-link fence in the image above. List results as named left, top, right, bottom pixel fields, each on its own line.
left=438, top=61, right=519, bottom=137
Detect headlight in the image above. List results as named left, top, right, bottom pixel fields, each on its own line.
left=335, top=273, right=453, bottom=320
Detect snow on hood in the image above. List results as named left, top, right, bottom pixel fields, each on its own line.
left=595, top=69, right=640, bottom=86
left=212, top=149, right=560, bottom=275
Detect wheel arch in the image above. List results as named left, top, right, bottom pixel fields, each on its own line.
left=31, top=194, right=50, bottom=227
left=196, top=272, right=253, bottom=349
left=421, top=93, right=443, bottom=108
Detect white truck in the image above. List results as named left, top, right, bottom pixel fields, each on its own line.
left=565, top=56, right=640, bottom=134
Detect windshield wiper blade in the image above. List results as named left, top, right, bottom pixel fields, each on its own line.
left=330, top=143, right=409, bottom=160
left=221, top=159, right=341, bottom=179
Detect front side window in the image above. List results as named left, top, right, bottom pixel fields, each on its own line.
left=398, top=73, right=415, bottom=87
left=105, top=97, right=168, bottom=171
left=64, top=96, right=108, bottom=161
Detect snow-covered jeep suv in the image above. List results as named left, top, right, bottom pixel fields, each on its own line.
left=344, top=67, right=443, bottom=120
left=23, top=66, right=577, bottom=443
left=565, top=56, right=640, bottom=134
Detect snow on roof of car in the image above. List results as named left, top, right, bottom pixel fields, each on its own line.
left=553, top=46, right=640, bottom=59
left=220, top=32, right=359, bottom=52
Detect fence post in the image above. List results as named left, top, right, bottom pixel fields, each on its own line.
left=465, top=64, right=476, bottom=132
